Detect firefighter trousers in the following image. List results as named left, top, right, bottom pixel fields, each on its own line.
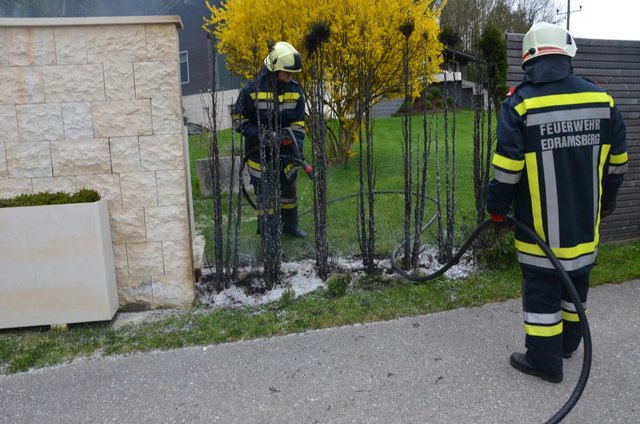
left=250, top=168, right=299, bottom=233
left=521, top=266, right=589, bottom=375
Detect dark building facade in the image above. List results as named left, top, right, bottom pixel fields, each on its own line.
left=0, top=0, right=241, bottom=96
left=419, top=48, right=477, bottom=111
left=169, top=1, right=240, bottom=96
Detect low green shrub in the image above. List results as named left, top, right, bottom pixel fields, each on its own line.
left=326, top=273, right=351, bottom=297
left=353, top=274, right=394, bottom=291
left=0, top=189, right=101, bottom=208
left=278, top=287, right=296, bottom=308
left=428, top=86, right=442, bottom=98
left=192, top=177, right=201, bottom=197
left=476, top=226, right=517, bottom=270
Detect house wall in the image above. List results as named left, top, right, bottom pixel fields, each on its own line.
left=177, top=1, right=241, bottom=97
left=506, top=34, right=640, bottom=243
left=0, top=16, right=195, bottom=309
left=176, top=0, right=241, bottom=129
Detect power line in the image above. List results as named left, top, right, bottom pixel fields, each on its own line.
left=557, top=1, right=582, bottom=31
left=155, top=0, right=182, bottom=15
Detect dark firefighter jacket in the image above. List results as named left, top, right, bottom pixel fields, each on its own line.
left=487, top=55, right=628, bottom=275
left=232, top=66, right=305, bottom=180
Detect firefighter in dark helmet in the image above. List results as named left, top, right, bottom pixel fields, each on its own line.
left=487, top=23, right=628, bottom=383
left=233, top=41, right=307, bottom=238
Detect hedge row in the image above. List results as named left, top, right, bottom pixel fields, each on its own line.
left=0, top=189, right=101, bottom=208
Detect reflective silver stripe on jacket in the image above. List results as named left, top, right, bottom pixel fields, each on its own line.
left=525, top=107, right=611, bottom=127
left=256, top=103, right=276, bottom=110
left=256, top=102, right=298, bottom=111
left=608, top=163, right=628, bottom=174
left=593, top=146, right=601, bottom=227
left=246, top=160, right=262, bottom=179
left=542, top=150, right=560, bottom=248
left=493, top=169, right=521, bottom=184
left=524, top=311, right=562, bottom=324
left=247, top=167, right=262, bottom=179
left=283, top=164, right=297, bottom=180
left=517, top=249, right=598, bottom=271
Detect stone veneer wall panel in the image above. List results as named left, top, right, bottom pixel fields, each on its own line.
left=61, top=102, right=94, bottom=140
left=156, top=169, right=187, bottom=206
left=134, top=61, right=181, bottom=99
left=112, top=244, right=130, bottom=281
left=0, top=16, right=193, bottom=310
left=0, top=178, right=32, bottom=197
left=32, top=176, right=77, bottom=194
left=86, top=25, right=147, bottom=65
left=109, top=136, right=143, bottom=173
left=0, top=143, right=8, bottom=176
left=151, top=96, right=184, bottom=135
left=120, top=172, right=159, bottom=208
left=0, top=105, right=19, bottom=143
left=109, top=208, right=147, bottom=244
left=5, top=142, right=53, bottom=178
left=43, top=64, right=106, bottom=102
left=50, top=139, right=112, bottom=176
left=16, top=103, right=64, bottom=141
left=139, top=134, right=185, bottom=170
left=76, top=174, right=123, bottom=208
left=7, top=27, right=56, bottom=66
left=53, top=26, right=87, bottom=65
left=92, top=100, right=153, bottom=138
left=0, top=28, right=9, bottom=66
left=104, top=62, right=136, bottom=101
left=145, top=24, right=179, bottom=61
left=0, top=66, right=44, bottom=104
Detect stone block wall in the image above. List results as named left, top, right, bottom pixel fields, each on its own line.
left=0, top=17, right=194, bottom=309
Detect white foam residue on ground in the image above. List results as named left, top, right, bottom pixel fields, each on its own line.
left=202, top=249, right=475, bottom=309
left=413, top=245, right=476, bottom=280
left=208, top=259, right=325, bottom=309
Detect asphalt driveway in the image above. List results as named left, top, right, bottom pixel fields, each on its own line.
left=1, top=280, right=638, bottom=423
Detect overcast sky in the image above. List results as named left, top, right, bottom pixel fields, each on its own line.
left=559, top=0, right=640, bottom=41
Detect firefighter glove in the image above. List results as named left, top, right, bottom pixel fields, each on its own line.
left=490, top=214, right=511, bottom=230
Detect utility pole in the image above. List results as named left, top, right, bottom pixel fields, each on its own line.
left=557, top=1, right=582, bottom=31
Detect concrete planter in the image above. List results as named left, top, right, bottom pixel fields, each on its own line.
left=0, top=199, right=118, bottom=329
left=195, top=156, right=252, bottom=197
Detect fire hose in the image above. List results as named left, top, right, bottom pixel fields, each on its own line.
left=236, top=133, right=590, bottom=423
left=240, top=127, right=314, bottom=211
left=390, top=215, right=591, bottom=424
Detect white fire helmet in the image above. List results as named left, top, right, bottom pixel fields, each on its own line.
left=264, top=41, right=303, bottom=73
left=521, top=22, right=577, bottom=66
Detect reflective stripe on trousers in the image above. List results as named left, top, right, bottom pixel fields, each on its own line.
left=521, top=267, right=590, bottom=375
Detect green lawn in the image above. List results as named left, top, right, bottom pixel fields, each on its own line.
left=1, top=110, right=639, bottom=375
left=192, top=111, right=480, bottom=262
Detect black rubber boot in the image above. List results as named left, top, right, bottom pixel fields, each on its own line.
left=283, top=226, right=308, bottom=238
left=510, top=352, right=563, bottom=383
left=281, top=207, right=307, bottom=238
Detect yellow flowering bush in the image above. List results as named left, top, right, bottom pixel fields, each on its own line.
left=205, top=0, right=445, bottom=163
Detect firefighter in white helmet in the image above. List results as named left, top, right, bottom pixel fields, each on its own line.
left=487, top=22, right=628, bottom=383
left=233, top=42, right=307, bottom=238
